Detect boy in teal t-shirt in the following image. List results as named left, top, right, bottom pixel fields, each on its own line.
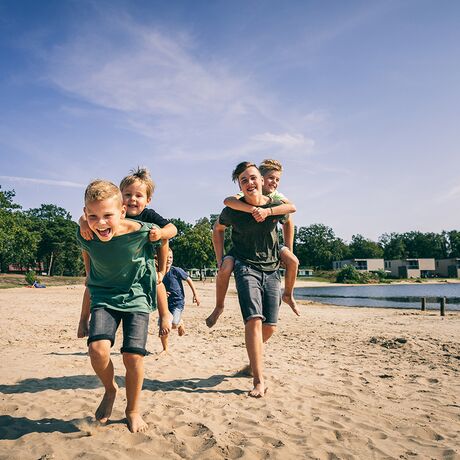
left=76, top=179, right=170, bottom=433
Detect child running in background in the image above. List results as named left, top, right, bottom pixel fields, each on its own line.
left=206, top=159, right=299, bottom=328
left=77, top=167, right=177, bottom=340
left=160, top=248, right=201, bottom=354
left=76, top=180, right=171, bottom=432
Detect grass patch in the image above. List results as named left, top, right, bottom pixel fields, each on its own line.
left=0, top=273, right=85, bottom=289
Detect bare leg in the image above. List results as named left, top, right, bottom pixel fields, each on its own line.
left=88, top=340, right=118, bottom=423
left=159, top=333, right=169, bottom=354
left=206, top=258, right=234, bottom=328
left=177, top=321, right=185, bottom=336
left=239, top=324, right=276, bottom=377
left=245, top=318, right=267, bottom=398
left=123, top=353, right=148, bottom=433
left=281, top=249, right=300, bottom=316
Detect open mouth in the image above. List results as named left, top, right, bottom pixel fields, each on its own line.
left=97, top=228, right=112, bottom=238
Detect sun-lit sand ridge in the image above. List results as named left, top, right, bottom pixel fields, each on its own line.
left=0, top=281, right=459, bottom=459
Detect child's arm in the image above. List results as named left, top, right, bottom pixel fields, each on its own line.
left=77, top=251, right=91, bottom=338
left=212, top=220, right=227, bottom=268
left=78, top=215, right=94, bottom=241
left=282, top=217, right=295, bottom=252
left=156, top=239, right=169, bottom=284
left=185, top=277, right=200, bottom=306
left=224, top=195, right=296, bottom=223
left=252, top=201, right=296, bottom=223
left=224, top=195, right=257, bottom=213
left=149, top=223, right=177, bottom=242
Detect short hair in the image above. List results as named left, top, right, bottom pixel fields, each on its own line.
left=259, top=159, right=283, bottom=177
left=84, top=180, right=122, bottom=205
left=119, top=167, right=155, bottom=199
left=231, top=161, right=258, bottom=183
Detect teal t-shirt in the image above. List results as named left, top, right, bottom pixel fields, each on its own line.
left=76, top=220, right=160, bottom=313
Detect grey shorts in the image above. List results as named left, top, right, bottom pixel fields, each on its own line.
left=88, top=307, right=149, bottom=356
left=233, top=259, right=281, bottom=325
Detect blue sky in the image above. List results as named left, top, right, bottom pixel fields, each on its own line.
left=1, top=0, right=459, bottom=241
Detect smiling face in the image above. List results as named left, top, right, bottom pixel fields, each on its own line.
left=121, top=180, right=151, bottom=217
left=238, top=166, right=264, bottom=200
left=166, top=250, right=173, bottom=270
left=262, top=169, right=281, bottom=195
left=84, top=196, right=126, bottom=242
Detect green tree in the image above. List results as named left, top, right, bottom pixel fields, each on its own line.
left=170, top=218, right=216, bottom=272
left=348, top=234, right=383, bottom=259
left=0, top=186, right=40, bottom=272
left=446, top=230, right=460, bottom=257
left=296, top=223, right=347, bottom=269
left=26, top=204, right=82, bottom=276
left=379, top=233, right=406, bottom=260
left=401, top=231, right=446, bottom=259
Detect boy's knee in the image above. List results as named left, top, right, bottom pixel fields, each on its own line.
left=123, top=352, right=143, bottom=368
left=88, top=341, right=110, bottom=360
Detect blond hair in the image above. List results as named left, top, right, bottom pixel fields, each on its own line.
left=84, top=180, right=122, bottom=205
left=259, top=159, right=283, bottom=177
left=119, top=167, right=155, bottom=199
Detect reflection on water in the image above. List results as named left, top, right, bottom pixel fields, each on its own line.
left=295, top=283, right=460, bottom=310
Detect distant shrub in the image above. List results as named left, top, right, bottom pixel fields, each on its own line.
left=25, top=270, right=38, bottom=286
left=335, top=265, right=381, bottom=284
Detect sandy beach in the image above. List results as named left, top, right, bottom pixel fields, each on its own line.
left=0, top=281, right=459, bottom=459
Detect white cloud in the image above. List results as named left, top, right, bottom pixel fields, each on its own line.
left=251, top=132, right=314, bottom=150
left=40, top=12, right=320, bottom=162
left=0, top=176, right=85, bottom=188
left=438, top=184, right=460, bottom=202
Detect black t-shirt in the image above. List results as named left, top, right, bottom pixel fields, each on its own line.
left=219, top=200, right=286, bottom=272
left=134, top=208, right=170, bottom=228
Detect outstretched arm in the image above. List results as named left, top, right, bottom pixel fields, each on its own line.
left=149, top=222, right=177, bottom=242
left=185, top=277, right=200, bottom=306
left=224, top=195, right=256, bottom=213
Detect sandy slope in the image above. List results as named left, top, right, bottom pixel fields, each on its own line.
left=0, top=282, right=459, bottom=459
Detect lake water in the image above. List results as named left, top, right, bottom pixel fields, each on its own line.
left=295, top=283, right=460, bottom=310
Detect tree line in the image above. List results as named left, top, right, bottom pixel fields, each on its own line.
left=1, top=185, right=459, bottom=276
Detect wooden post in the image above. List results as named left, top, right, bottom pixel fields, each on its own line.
left=421, top=297, right=426, bottom=311
left=440, top=297, right=446, bottom=316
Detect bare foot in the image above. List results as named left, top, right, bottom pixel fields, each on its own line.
left=177, top=323, right=185, bottom=336
left=95, top=386, right=118, bottom=423
left=248, top=381, right=268, bottom=398
left=205, top=306, right=224, bottom=328
left=282, top=292, right=300, bottom=316
left=126, top=411, right=148, bottom=433
left=156, top=349, right=169, bottom=359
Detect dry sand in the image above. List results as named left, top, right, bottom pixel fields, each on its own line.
left=0, top=281, right=459, bottom=460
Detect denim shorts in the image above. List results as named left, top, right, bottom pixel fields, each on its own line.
left=233, top=259, right=281, bottom=325
left=157, top=306, right=183, bottom=327
left=88, top=307, right=149, bottom=356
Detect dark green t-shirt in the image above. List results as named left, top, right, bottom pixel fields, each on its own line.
left=219, top=199, right=286, bottom=272
left=76, top=220, right=160, bottom=313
